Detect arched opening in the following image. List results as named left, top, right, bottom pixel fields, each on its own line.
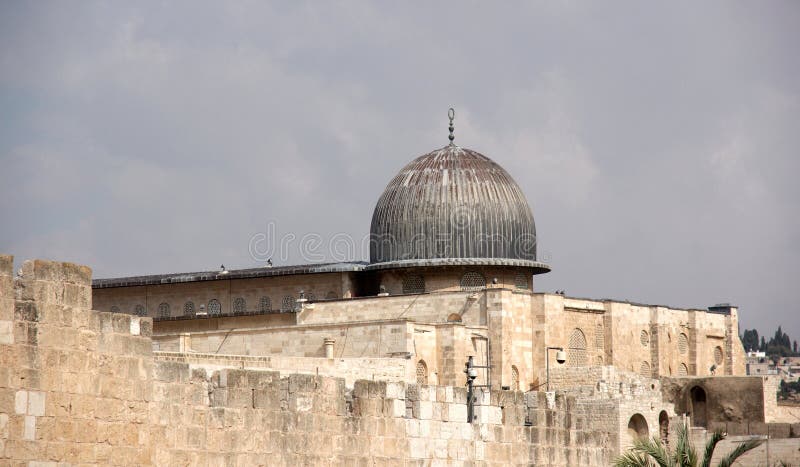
left=627, top=413, right=649, bottom=440
left=689, top=386, right=708, bottom=428
left=511, top=365, right=520, bottom=390
left=567, top=328, right=587, bottom=367
left=416, top=360, right=428, bottom=385
left=183, top=301, right=195, bottom=317
left=658, top=411, right=669, bottom=445
left=446, top=313, right=462, bottom=323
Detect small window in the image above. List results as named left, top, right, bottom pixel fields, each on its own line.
left=460, top=271, right=485, bottom=291
left=134, top=304, right=146, bottom=316
left=511, top=365, right=520, bottom=390
left=640, top=361, right=651, bottom=378
left=678, top=333, right=689, bottom=355
left=233, top=297, right=246, bottom=314
left=208, top=299, right=221, bottom=317
left=183, top=301, right=195, bottom=317
left=306, top=292, right=315, bottom=302
left=158, top=303, right=170, bottom=319
left=568, top=328, right=587, bottom=367
left=402, top=274, right=425, bottom=294
left=416, top=360, right=428, bottom=385
left=110, top=306, right=120, bottom=313
left=678, top=363, right=689, bottom=376
left=447, top=313, right=462, bottom=323
left=259, top=296, right=271, bottom=312
left=640, top=330, right=650, bottom=346
left=514, top=273, right=529, bottom=290
left=714, top=346, right=723, bottom=365
left=595, top=323, right=604, bottom=350
left=281, top=295, right=295, bottom=312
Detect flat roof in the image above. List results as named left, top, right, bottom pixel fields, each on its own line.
left=92, top=262, right=368, bottom=289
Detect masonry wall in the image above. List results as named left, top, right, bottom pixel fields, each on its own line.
left=1, top=256, right=619, bottom=466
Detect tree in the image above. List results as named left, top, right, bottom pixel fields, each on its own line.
left=760, top=336, right=766, bottom=351
left=614, top=423, right=763, bottom=467
left=740, top=329, right=759, bottom=352
left=794, top=340, right=798, bottom=355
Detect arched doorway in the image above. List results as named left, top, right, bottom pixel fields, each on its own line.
left=689, top=386, right=707, bottom=428
left=627, top=414, right=649, bottom=440
left=658, top=411, right=669, bottom=445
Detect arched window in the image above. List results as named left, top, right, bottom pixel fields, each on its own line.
left=640, top=330, right=650, bottom=346
left=460, top=271, right=485, bottom=291
left=259, top=296, right=271, bottom=312
left=658, top=411, right=669, bottom=445
left=627, top=414, right=649, bottom=440
left=689, top=386, right=708, bottom=428
left=233, top=297, right=246, bottom=314
left=678, top=363, right=689, bottom=376
left=110, top=306, right=120, bottom=313
left=678, top=333, right=689, bottom=355
left=514, top=273, right=529, bottom=290
left=640, top=361, right=651, bottom=378
left=157, top=303, right=170, bottom=319
left=183, top=301, right=195, bottom=317
left=567, top=328, right=587, bottom=367
left=208, top=299, right=221, bottom=317
left=134, top=304, right=146, bottom=316
left=416, top=360, right=428, bottom=385
left=325, top=291, right=338, bottom=300
left=306, top=292, right=315, bottom=302
left=511, top=365, right=520, bottom=390
left=713, top=346, right=723, bottom=365
left=281, top=295, right=294, bottom=312
left=402, top=274, right=425, bottom=294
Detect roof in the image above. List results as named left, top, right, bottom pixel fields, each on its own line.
left=92, top=261, right=368, bottom=289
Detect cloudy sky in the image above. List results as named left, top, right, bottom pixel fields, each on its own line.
left=1, top=1, right=798, bottom=340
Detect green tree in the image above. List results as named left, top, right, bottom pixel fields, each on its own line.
left=614, top=423, right=763, bottom=467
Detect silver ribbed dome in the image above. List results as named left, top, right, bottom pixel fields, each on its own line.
left=368, top=145, right=550, bottom=273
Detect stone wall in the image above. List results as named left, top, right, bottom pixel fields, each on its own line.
left=2, top=255, right=620, bottom=466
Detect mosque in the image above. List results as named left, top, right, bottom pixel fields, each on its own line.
left=92, top=110, right=747, bottom=392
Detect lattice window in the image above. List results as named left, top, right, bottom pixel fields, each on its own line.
left=306, top=292, right=315, bottom=302
left=259, top=296, right=271, bottom=312
left=514, top=273, right=529, bottom=290
left=678, top=363, right=688, bottom=376
left=460, top=271, right=485, bottom=291
left=640, top=361, right=651, bottom=378
left=158, top=303, right=170, bottom=319
left=595, top=355, right=604, bottom=366
left=640, top=330, right=650, bottom=346
left=325, top=291, right=338, bottom=300
left=595, top=323, right=604, bottom=350
left=134, top=305, right=146, bottom=316
left=416, top=360, right=428, bottom=385
left=402, top=274, right=425, bottom=294
left=511, top=365, right=520, bottom=390
left=678, top=333, right=689, bottom=355
left=183, top=301, right=195, bottom=317
left=714, top=346, right=723, bottom=365
left=567, top=328, right=588, bottom=367
left=208, top=299, right=221, bottom=317
left=233, top=297, right=246, bottom=314
left=110, top=306, right=120, bottom=313
left=281, top=295, right=295, bottom=312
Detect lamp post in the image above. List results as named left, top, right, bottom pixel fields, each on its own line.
left=546, top=346, right=566, bottom=391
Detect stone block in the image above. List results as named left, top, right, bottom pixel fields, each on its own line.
left=390, top=399, right=406, bottom=418
left=0, top=254, right=12, bottom=276
left=15, top=390, right=27, bottom=414
left=0, top=320, right=12, bottom=344
left=27, top=391, right=45, bottom=416
left=23, top=415, right=35, bottom=440
left=416, top=400, right=433, bottom=420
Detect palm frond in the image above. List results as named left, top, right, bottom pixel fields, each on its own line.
left=631, top=437, right=673, bottom=467
left=672, top=424, right=697, bottom=467
left=700, top=430, right=725, bottom=467
left=715, top=437, right=764, bottom=467
left=614, top=450, right=656, bottom=467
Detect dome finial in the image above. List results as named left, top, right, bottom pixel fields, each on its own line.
left=448, top=108, right=455, bottom=145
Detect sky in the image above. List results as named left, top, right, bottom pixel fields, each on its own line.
left=1, top=1, right=798, bottom=341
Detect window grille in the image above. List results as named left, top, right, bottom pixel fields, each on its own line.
left=233, top=297, right=246, bottom=314
left=208, top=299, right=221, bottom=317
left=460, top=271, right=485, bottom=291
left=259, top=296, right=271, bottom=312
left=402, top=275, right=425, bottom=294
left=567, top=328, right=587, bottom=367
left=183, top=301, right=195, bottom=317
left=134, top=305, right=146, bottom=316
left=158, top=303, right=170, bottom=319
left=416, top=360, right=428, bottom=385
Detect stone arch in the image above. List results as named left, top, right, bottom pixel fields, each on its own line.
left=567, top=328, right=587, bottom=367
left=416, top=360, right=428, bottom=385
left=183, top=301, right=195, bottom=317
left=627, top=413, right=649, bottom=440
left=678, top=333, right=689, bottom=355
left=658, top=411, right=669, bottom=444
left=460, top=271, right=485, bottom=291
left=402, top=274, right=425, bottom=294
left=446, top=313, right=462, bottom=323
left=511, top=365, right=520, bottom=390
left=640, top=330, right=650, bottom=346
left=157, top=303, right=170, bottom=319
left=233, top=297, right=246, bottom=314
left=639, top=361, right=651, bottom=378
left=689, top=386, right=708, bottom=428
